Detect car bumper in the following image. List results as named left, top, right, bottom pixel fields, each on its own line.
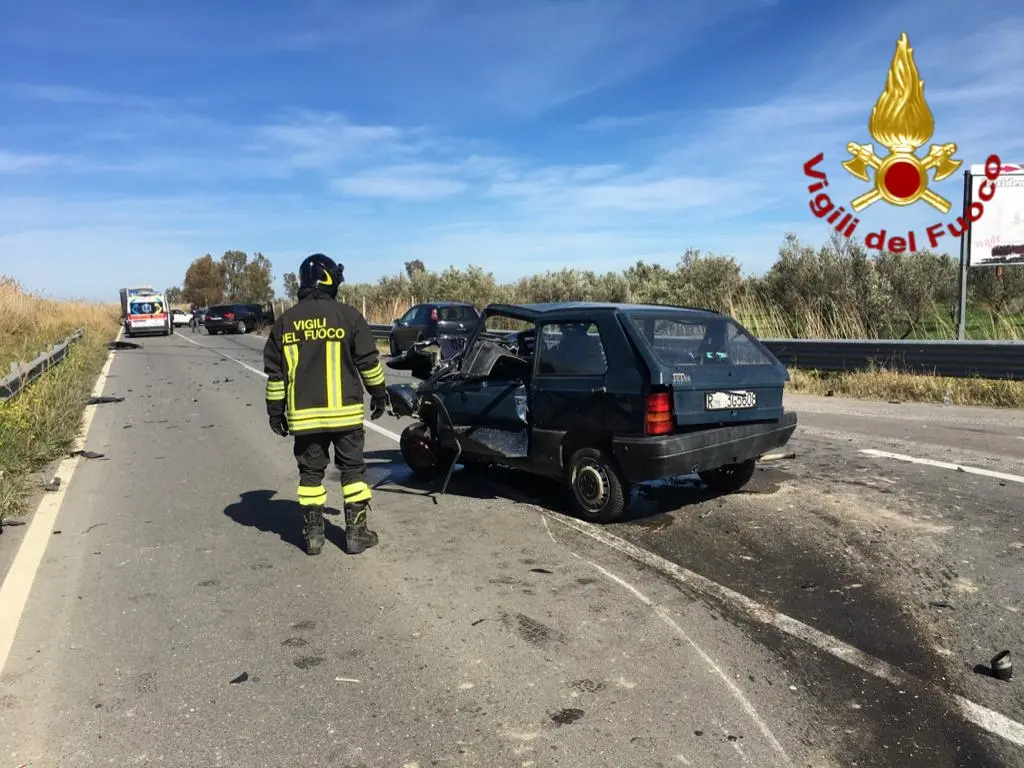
left=206, top=321, right=240, bottom=332
left=611, top=410, right=798, bottom=484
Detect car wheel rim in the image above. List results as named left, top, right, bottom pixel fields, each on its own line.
left=572, top=459, right=608, bottom=511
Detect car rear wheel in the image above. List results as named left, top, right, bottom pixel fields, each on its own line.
left=236, top=321, right=247, bottom=334
left=699, top=459, right=756, bottom=493
left=208, top=328, right=216, bottom=335
left=566, top=447, right=626, bottom=523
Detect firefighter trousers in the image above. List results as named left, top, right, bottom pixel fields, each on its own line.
left=293, top=428, right=372, bottom=509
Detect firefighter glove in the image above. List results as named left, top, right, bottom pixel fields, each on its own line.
left=269, top=413, right=289, bottom=437
left=370, top=391, right=388, bottom=421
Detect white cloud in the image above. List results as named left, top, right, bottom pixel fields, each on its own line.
left=0, top=150, right=66, bottom=174
left=332, top=165, right=468, bottom=200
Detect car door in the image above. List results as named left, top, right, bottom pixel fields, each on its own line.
left=436, top=336, right=531, bottom=460
left=529, top=320, right=610, bottom=469
left=394, top=306, right=424, bottom=350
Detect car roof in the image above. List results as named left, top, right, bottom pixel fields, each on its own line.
left=419, top=301, right=475, bottom=308
left=483, top=302, right=721, bottom=321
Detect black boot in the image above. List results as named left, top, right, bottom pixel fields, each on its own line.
left=302, top=506, right=325, bottom=556
left=344, top=501, right=378, bottom=555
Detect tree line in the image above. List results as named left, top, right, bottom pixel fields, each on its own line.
left=167, top=235, right=1024, bottom=339
left=166, top=250, right=276, bottom=307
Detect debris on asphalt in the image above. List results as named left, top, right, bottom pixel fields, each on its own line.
left=201, top=424, right=215, bottom=429
left=42, top=476, right=61, bottom=492
left=928, top=600, right=954, bottom=610
left=86, top=395, right=125, bottom=405
left=471, top=618, right=486, bottom=626
left=800, top=582, right=818, bottom=591
left=109, top=340, right=141, bottom=350
left=529, top=568, right=553, bottom=574
left=70, top=450, right=105, bottom=459
left=992, top=650, right=1012, bottom=681
left=229, top=672, right=249, bottom=684
left=334, top=677, right=361, bottom=683
left=53, top=530, right=61, bottom=535
left=761, top=452, right=796, bottom=462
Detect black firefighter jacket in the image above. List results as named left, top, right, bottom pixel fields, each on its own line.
left=263, top=293, right=386, bottom=434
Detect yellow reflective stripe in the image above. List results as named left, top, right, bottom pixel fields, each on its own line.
left=342, top=481, right=371, bottom=503
left=284, top=344, right=299, bottom=411
left=360, top=362, right=385, bottom=387
left=325, top=341, right=342, bottom=409
left=266, top=379, right=286, bottom=401
left=287, top=415, right=365, bottom=432
left=297, top=484, right=327, bottom=506
left=287, top=403, right=364, bottom=418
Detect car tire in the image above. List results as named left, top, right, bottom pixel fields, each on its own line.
left=400, top=423, right=445, bottom=481
left=208, top=328, right=216, bottom=335
left=566, top=447, right=627, bottom=523
left=699, top=459, right=756, bottom=493
left=237, top=321, right=247, bottom=334
left=389, top=335, right=399, bottom=356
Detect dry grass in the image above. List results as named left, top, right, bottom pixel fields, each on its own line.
left=0, top=277, right=121, bottom=521
left=787, top=368, right=1024, bottom=408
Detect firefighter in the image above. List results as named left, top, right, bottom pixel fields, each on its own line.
left=263, top=253, right=389, bottom=556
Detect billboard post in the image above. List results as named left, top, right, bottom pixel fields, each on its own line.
left=957, top=162, right=1024, bottom=340
left=957, top=169, right=971, bottom=340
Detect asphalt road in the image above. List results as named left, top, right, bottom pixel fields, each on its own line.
left=0, top=329, right=1021, bottom=767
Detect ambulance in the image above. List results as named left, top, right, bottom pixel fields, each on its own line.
left=125, top=292, right=172, bottom=337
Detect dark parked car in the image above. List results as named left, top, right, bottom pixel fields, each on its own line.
left=388, top=302, right=480, bottom=356
left=204, top=304, right=263, bottom=335
left=385, top=302, right=798, bottom=523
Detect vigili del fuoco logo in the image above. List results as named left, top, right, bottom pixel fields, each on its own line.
left=802, top=32, right=1005, bottom=253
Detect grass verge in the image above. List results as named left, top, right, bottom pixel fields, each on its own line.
left=787, top=368, right=1024, bottom=408
left=0, top=278, right=120, bottom=522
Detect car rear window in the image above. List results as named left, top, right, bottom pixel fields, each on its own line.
left=626, top=314, right=777, bottom=367
left=436, top=305, right=477, bottom=321
left=208, top=305, right=233, bottom=314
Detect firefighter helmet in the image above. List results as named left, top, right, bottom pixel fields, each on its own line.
left=298, top=253, right=344, bottom=297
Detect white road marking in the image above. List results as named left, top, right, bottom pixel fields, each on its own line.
left=0, top=327, right=121, bottom=677
left=542, top=510, right=1024, bottom=749
left=204, top=334, right=1024, bottom=750
left=569, top=549, right=791, bottom=766
left=175, top=332, right=403, bottom=441
left=860, top=448, right=1024, bottom=485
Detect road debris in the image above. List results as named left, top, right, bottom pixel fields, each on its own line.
left=86, top=395, right=124, bottom=405
left=992, top=650, right=1012, bottom=681
left=108, top=340, right=141, bottom=350
left=229, top=672, right=249, bottom=684
left=42, top=476, right=61, bottom=492
left=928, top=600, right=954, bottom=610
left=70, top=450, right=105, bottom=460
left=334, top=677, right=361, bottom=683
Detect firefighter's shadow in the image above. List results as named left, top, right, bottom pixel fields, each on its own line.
left=223, top=490, right=347, bottom=553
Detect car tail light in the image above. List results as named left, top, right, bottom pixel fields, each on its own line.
left=224, top=312, right=234, bottom=320
left=430, top=308, right=439, bottom=321
left=645, top=392, right=673, bottom=435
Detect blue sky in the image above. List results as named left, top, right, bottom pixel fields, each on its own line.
left=2, top=0, right=1023, bottom=300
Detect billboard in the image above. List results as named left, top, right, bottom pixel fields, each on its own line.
left=968, top=162, right=1024, bottom=266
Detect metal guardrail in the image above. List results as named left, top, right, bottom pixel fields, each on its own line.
left=0, top=329, right=84, bottom=402
left=368, top=324, right=1024, bottom=381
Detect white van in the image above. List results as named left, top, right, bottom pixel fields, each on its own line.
left=125, top=293, right=172, bottom=337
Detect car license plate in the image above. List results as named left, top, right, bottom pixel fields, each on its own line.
left=705, top=390, right=756, bottom=410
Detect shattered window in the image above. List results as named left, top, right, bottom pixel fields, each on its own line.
left=536, top=322, right=607, bottom=376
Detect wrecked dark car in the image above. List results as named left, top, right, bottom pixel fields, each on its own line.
left=385, top=302, right=798, bottom=523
